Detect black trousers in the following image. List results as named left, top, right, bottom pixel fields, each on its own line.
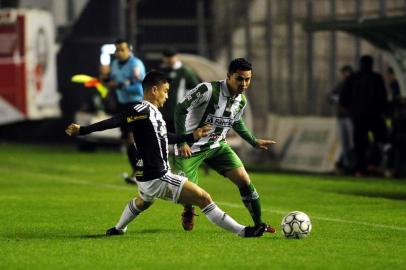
left=352, top=116, right=387, bottom=173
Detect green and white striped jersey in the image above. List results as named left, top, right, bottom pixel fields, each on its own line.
left=174, top=80, right=249, bottom=153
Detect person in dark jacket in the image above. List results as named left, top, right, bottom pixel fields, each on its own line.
left=159, top=49, right=200, bottom=133
left=328, top=65, right=354, bottom=174
left=339, top=55, right=388, bottom=176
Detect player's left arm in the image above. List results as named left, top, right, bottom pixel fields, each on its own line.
left=232, top=119, right=276, bottom=150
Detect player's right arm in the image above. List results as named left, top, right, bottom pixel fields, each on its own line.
left=65, top=112, right=128, bottom=137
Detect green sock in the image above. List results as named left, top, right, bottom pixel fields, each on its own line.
left=239, top=184, right=262, bottom=226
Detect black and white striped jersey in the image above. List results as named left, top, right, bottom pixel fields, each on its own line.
left=79, top=101, right=194, bottom=181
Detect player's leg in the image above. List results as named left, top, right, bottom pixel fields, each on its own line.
left=178, top=180, right=251, bottom=236
left=352, top=119, right=369, bottom=175
left=119, top=102, right=139, bottom=184
left=106, top=196, right=153, bottom=236
left=175, top=152, right=205, bottom=231
left=206, top=143, right=266, bottom=228
left=122, top=132, right=139, bottom=184
left=175, top=152, right=203, bottom=184
left=178, top=180, right=270, bottom=237
left=224, top=167, right=264, bottom=226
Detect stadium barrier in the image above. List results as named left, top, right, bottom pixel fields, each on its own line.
left=267, top=114, right=339, bottom=173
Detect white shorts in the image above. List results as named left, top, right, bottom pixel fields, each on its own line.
left=136, top=171, right=187, bottom=203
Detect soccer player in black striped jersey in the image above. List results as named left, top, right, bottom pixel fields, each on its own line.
left=65, top=71, right=273, bottom=237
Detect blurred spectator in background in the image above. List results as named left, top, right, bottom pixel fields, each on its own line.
left=386, top=67, right=401, bottom=106
left=98, top=64, right=115, bottom=114
left=107, top=38, right=146, bottom=184
left=383, top=67, right=401, bottom=174
left=328, top=65, right=354, bottom=175
left=340, top=55, right=388, bottom=176
left=99, top=64, right=112, bottom=85
left=159, top=49, right=200, bottom=132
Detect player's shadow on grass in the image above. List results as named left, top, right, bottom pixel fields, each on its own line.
left=139, top=229, right=169, bottom=234
left=1, top=229, right=179, bottom=240
left=79, top=229, right=173, bottom=239
left=79, top=234, right=107, bottom=239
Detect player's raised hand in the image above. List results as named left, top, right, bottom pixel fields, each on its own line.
left=179, top=144, right=193, bottom=158
left=193, top=124, right=212, bottom=140
left=255, top=139, right=276, bottom=150
left=65, top=123, right=81, bottom=137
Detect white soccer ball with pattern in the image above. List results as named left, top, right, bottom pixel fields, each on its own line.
left=281, top=211, right=312, bottom=239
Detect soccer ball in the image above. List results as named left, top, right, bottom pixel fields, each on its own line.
left=281, top=211, right=312, bottom=239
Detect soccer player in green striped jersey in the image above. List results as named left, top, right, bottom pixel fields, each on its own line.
left=174, top=58, right=276, bottom=231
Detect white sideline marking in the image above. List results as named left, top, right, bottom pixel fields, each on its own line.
left=218, top=202, right=406, bottom=232
left=8, top=170, right=406, bottom=232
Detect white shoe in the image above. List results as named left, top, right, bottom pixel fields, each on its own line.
left=122, top=172, right=137, bottom=185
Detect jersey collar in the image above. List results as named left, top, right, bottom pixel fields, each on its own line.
left=221, top=80, right=232, bottom=97
left=143, top=100, right=158, bottom=111
left=221, top=80, right=240, bottom=98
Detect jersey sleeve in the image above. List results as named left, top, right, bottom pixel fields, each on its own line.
left=79, top=112, right=127, bottom=135
left=174, top=83, right=211, bottom=135
left=232, top=119, right=257, bottom=147
left=231, top=95, right=256, bottom=146
left=126, top=103, right=150, bottom=124
left=167, top=132, right=195, bottom=144
left=79, top=103, right=149, bottom=135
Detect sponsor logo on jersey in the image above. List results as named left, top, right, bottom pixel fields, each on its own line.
left=127, top=114, right=147, bottom=122
left=209, top=133, right=222, bottom=141
left=205, top=114, right=233, bottom=128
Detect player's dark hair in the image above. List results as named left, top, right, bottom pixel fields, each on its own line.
left=228, top=58, right=252, bottom=74
left=359, top=55, right=373, bottom=71
left=114, top=38, right=129, bottom=45
left=142, top=70, right=172, bottom=91
left=162, top=48, right=177, bottom=57
left=114, top=38, right=132, bottom=50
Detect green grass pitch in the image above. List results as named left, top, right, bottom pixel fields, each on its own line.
left=1, top=143, right=406, bottom=269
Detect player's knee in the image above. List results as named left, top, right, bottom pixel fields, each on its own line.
left=197, top=190, right=212, bottom=208
left=226, top=168, right=251, bottom=188
left=135, top=197, right=152, bottom=211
